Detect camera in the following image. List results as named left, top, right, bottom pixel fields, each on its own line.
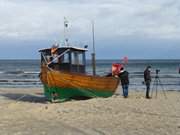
left=156, top=69, right=160, bottom=74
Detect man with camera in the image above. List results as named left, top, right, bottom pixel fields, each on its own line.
left=144, top=66, right=152, bottom=99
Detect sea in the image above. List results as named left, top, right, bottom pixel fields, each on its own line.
left=0, top=59, right=180, bottom=91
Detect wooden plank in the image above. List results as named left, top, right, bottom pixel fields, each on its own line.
left=46, top=70, right=119, bottom=92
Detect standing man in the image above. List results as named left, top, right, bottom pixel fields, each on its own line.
left=118, top=67, right=129, bottom=98
left=144, top=66, right=151, bottom=99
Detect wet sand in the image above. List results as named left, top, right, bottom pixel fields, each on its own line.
left=0, top=88, right=180, bottom=135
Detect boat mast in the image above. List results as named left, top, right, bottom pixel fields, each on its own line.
left=91, top=21, right=96, bottom=76
left=64, top=17, right=69, bottom=46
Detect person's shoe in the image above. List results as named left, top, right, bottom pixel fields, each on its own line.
left=146, top=96, right=151, bottom=99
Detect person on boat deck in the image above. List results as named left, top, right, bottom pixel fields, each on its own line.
left=48, top=45, right=60, bottom=70
left=51, top=47, right=59, bottom=63
left=118, top=67, right=129, bottom=98
left=144, top=66, right=152, bottom=99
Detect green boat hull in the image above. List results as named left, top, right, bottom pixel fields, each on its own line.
left=43, top=84, right=114, bottom=102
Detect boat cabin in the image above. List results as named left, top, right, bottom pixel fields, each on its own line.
left=39, top=46, right=87, bottom=73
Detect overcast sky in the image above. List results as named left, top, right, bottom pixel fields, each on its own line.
left=0, top=0, right=180, bottom=59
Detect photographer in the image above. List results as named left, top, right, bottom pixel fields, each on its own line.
left=144, top=66, right=151, bottom=99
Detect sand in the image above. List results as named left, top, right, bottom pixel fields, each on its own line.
left=0, top=88, right=180, bottom=135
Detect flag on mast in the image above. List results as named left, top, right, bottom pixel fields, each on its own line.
left=64, top=17, right=68, bottom=28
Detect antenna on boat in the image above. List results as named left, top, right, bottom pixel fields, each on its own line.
left=91, top=20, right=96, bottom=76
left=64, top=17, right=69, bottom=46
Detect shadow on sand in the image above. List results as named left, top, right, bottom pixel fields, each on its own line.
left=0, top=93, right=47, bottom=103
left=0, top=93, right=92, bottom=103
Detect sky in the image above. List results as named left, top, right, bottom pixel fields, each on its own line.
left=0, top=0, right=180, bottom=59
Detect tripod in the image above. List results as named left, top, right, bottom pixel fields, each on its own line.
left=151, top=70, right=167, bottom=99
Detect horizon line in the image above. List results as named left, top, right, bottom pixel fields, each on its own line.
left=0, top=58, right=180, bottom=60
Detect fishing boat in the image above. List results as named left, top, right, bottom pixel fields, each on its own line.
left=39, top=45, right=120, bottom=102
left=39, top=19, right=119, bottom=102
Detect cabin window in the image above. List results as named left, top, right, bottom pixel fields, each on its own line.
left=61, top=53, right=69, bottom=63
left=72, top=52, right=84, bottom=65
left=46, top=55, right=52, bottom=63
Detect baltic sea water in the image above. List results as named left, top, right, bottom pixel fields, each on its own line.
left=0, top=59, right=180, bottom=91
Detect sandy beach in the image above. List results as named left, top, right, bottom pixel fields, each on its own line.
left=0, top=87, right=179, bottom=135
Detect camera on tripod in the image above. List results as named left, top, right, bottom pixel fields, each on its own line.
left=156, top=69, right=160, bottom=75
left=151, top=68, right=167, bottom=99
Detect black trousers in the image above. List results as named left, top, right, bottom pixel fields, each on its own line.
left=145, top=82, right=150, bottom=98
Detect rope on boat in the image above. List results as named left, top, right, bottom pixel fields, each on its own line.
left=47, top=49, right=70, bottom=66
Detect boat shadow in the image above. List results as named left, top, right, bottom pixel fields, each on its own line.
left=0, top=93, right=93, bottom=103
left=1, top=93, right=47, bottom=103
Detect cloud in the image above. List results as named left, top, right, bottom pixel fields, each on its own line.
left=0, top=0, right=180, bottom=41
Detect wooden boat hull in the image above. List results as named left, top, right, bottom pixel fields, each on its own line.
left=40, top=67, right=119, bottom=102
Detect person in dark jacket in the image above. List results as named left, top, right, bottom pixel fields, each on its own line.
left=144, top=66, right=151, bottom=99
left=118, top=67, right=129, bottom=98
